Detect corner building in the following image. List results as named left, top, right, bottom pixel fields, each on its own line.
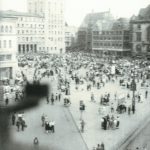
left=0, top=17, right=18, bottom=80
left=130, top=5, right=150, bottom=56
left=27, top=0, right=65, bottom=54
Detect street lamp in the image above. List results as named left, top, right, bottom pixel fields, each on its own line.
left=131, top=56, right=136, bottom=114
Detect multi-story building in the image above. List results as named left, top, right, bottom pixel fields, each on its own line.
left=92, top=18, right=131, bottom=57
left=77, top=11, right=114, bottom=52
left=130, top=4, right=150, bottom=56
left=65, top=23, right=78, bottom=51
left=27, top=0, right=65, bottom=54
left=92, top=29, right=130, bottom=57
left=0, top=10, right=45, bottom=54
left=0, top=16, right=18, bottom=80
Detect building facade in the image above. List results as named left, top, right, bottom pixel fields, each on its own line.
left=92, top=18, right=131, bottom=57
left=0, top=10, right=45, bottom=54
left=27, top=0, right=65, bottom=54
left=92, top=29, right=131, bottom=56
left=0, top=17, right=18, bottom=80
left=77, top=11, right=114, bottom=52
left=65, top=23, right=78, bottom=51
left=130, top=5, right=150, bottom=55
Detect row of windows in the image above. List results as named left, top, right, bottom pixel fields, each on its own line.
left=0, top=55, right=12, bottom=61
left=17, top=24, right=44, bottom=29
left=0, top=25, right=13, bottom=33
left=48, top=37, right=63, bottom=41
left=93, top=42, right=123, bottom=47
left=19, top=17, right=44, bottom=22
left=49, top=31, right=63, bottom=35
left=39, top=47, right=58, bottom=51
left=17, top=30, right=63, bottom=35
left=18, top=30, right=44, bottom=34
left=48, top=25, right=63, bottom=28
left=93, top=36, right=123, bottom=40
left=93, top=31, right=124, bottom=35
left=0, top=40, right=12, bottom=48
left=18, top=37, right=44, bottom=42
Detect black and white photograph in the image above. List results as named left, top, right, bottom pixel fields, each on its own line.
left=0, top=0, right=150, bottom=150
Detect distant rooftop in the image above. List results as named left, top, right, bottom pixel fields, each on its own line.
left=80, top=11, right=114, bottom=28
left=0, top=10, right=44, bottom=18
left=131, top=4, right=150, bottom=21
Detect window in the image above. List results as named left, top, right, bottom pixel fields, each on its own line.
left=147, top=26, right=150, bottom=42
left=136, top=32, right=141, bottom=42
left=0, top=55, right=5, bottom=61
left=137, top=24, right=141, bottom=30
left=147, top=45, right=150, bottom=52
left=5, top=26, right=8, bottom=32
left=4, top=40, right=6, bottom=48
left=1, top=26, right=4, bottom=32
left=10, top=26, right=12, bottom=32
left=136, top=44, right=141, bottom=52
left=9, top=40, right=11, bottom=48
left=6, top=55, right=11, bottom=60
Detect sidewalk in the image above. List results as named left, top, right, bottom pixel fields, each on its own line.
left=69, top=80, right=150, bottom=150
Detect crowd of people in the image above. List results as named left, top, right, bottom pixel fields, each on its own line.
left=1, top=51, right=150, bottom=149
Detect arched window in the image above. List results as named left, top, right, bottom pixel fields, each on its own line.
left=10, top=26, right=12, bottom=32
left=4, top=40, right=7, bottom=48
left=147, top=26, right=150, bottom=42
left=5, top=26, right=8, bottom=32
left=1, top=26, right=4, bottom=32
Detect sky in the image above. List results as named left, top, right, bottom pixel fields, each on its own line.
left=0, top=0, right=150, bottom=27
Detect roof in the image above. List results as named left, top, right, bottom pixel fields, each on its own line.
left=0, top=10, right=44, bottom=18
left=130, top=4, right=150, bottom=22
left=80, top=11, right=114, bottom=28
left=112, top=18, right=130, bottom=30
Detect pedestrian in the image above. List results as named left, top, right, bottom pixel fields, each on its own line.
left=101, top=142, right=105, bottom=150
left=116, top=116, right=120, bottom=129
left=58, top=93, right=61, bottom=101
left=91, top=93, right=95, bottom=102
left=33, top=137, right=39, bottom=147
left=45, top=121, right=49, bottom=133
left=12, top=113, right=16, bottom=126
left=80, top=119, right=85, bottom=132
left=16, top=120, right=20, bottom=131
left=51, top=120, right=55, bottom=133
left=21, top=119, right=26, bottom=131
left=41, top=114, right=45, bottom=127
left=51, top=94, right=54, bottom=105
left=127, top=93, right=130, bottom=99
left=5, top=97, right=9, bottom=105
left=55, top=93, right=58, bottom=101
left=46, top=96, right=49, bottom=104
left=128, top=107, right=131, bottom=115
left=96, top=144, right=101, bottom=150
left=132, top=105, right=135, bottom=114
left=145, top=90, right=148, bottom=99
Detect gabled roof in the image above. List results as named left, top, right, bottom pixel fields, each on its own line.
left=130, top=4, right=150, bottom=22
left=80, top=11, right=114, bottom=28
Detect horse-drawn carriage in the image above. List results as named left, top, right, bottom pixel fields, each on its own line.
left=64, top=96, right=71, bottom=107
left=116, top=94, right=127, bottom=114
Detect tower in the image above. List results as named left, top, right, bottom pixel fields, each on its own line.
left=27, top=0, right=65, bottom=54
